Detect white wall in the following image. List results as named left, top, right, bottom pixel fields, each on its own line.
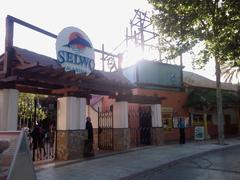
left=151, top=104, right=162, bottom=127
left=113, top=101, right=128, bottom=128
left=57, top=97, right=86, bottom=130
left=0, top=89, right=19, bottom=131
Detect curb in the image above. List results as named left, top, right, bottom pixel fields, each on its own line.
left=120, top=143, right=240, bottom=180
left=35, top=145, right=155, bottom=172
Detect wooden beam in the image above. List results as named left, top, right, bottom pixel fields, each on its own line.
left=14, top=70, right=131, bottom=93
left=51, top=87, right=80, bottom=94
left=0, top=76, right=18, bottom=82
left=37, top=65, right=54, bottom=74
left=17, top=64, right=43, bottom=73
left=7, top=15, right=57, bottom=39
left=15, top=53, right=28, bottom=65
left=0, top=82, right=16, bottom=89
left=62, top=70, right=76, bottom=79
left=65, top=92, right=92, bottom=99
left=50, top=68, right=65, bottom=77
left=17, top=79, right=62, bottom=89
left=15, top=62, right=38, bottom=70
left=16, top=85, right=54, bottom=95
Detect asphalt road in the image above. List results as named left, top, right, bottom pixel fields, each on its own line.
left=135, top=146, right=240, bottom=180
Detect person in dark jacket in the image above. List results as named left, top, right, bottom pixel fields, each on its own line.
left=86, top=117, right=93, bottom=141
left=178, top=117, right=186, bottom=144
left=30, top=124, right=39, bottom=161
left=85, top=116, right=94, bottom=156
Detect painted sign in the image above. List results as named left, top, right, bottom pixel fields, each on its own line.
left=56, top=27, right=95, bottom=75
left=194, top=126, right=204, bottom=140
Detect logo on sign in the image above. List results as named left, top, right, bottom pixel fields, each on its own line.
left=56, top=27, right=95, bottom=75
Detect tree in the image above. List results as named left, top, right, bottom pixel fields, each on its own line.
left=18, top=93, right=47, bottom=125
left=186, top=89, right=240, bottom=109
left=186, top=88, right=240, bottom=138
left=148, top=0, right=240, bottom=145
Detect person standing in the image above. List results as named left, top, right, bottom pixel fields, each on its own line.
left=178, top=117, right=186, bottom=144
left=85, top=116, right=94, bottom=156
left=30, top=124, right=39, bottom=161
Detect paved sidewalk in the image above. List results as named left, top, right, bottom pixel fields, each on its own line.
left=36, top=138, right=240, bottom=180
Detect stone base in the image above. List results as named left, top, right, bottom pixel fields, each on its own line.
left=56, top=130, right=87, bottom=160
left=113, top=128, right=130, bottom=151
left=151, top=127, right=164, bottom=145
left=93, top=128, right=98, bottom=152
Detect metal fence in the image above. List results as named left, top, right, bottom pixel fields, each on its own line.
left=128, top=106, right=152, bottom=147
left=98, top=106, right=113, bottom=150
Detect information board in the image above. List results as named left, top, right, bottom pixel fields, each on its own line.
left=194, top=126, right=205, bottom=140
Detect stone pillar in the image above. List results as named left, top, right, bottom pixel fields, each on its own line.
left=113, top=101, right=130, bottom=151
left=151, top=104, right=164, bottom=145
left=0, top=89, right=19, bottom=131
left=56, top=97, right=87, bottom=160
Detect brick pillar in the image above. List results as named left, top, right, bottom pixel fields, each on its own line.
left=151, top=104, right=164, bottom=145
left=113, top=101, right=130, bottom=151
left=56, top=97, right=87, bottom=160
left=0, top=89, right=19, bottom=131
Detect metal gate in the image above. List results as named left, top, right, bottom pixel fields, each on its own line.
left=128, top=106, right=152, bottom=147
left=98, top=107, right=113, bottom=150
left=17, top=94, right=57, bottom=162
left=139, top=106, right=152, bottom=145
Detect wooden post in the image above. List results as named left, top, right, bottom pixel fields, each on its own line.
left=3, top=16, right=14, bottom=76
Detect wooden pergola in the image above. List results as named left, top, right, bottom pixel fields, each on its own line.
left=0, top=46, right=133, bottom=98
left=0, top=15, right=166, bottom=104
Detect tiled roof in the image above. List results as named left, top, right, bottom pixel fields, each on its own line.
left=14, top=47, right=61, bottom=69
left=183, top=71, right=238, bottom=91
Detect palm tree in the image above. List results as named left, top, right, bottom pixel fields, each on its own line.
left=221, top=64, right=240, bottom=83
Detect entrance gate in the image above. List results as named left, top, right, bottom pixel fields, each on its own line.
left=139, top=106, right=152, bottom=145
left=17, top=93, right=57, bottom=162
left=98, top=107, right=113, bottom=150
left=128, top=106, right=152, bottom=147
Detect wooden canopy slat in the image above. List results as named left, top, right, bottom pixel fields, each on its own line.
left=15, top=70, right=75, bottom=87
left=52, top=87, right=80, bottom=94
left=62, top=70, right=76, bottom=79
left=16, top=85, right=52, bottom=95
left=37, top=65, right=54, bottom=74
left=15, top=52, right=32, bottom=66
left=17, top=80, right=62, bottom=89
left=50, top=67, right=65, bottom=77
left=15, top=62, right=38, bottom=70
left=13, top=70, right=131, bottom=95
left=16, top=64, right=43, bottom=73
